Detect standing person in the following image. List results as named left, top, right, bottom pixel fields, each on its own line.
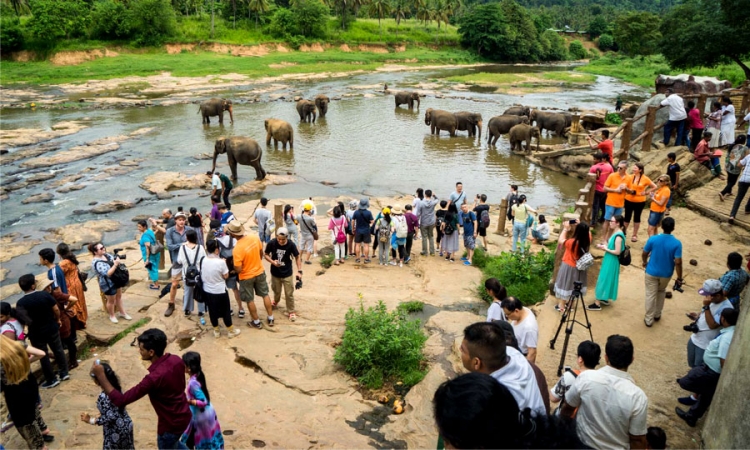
left=254, top=197, right=272, bottom=244
left=615, top=94, right=623, bottom=112
left=706, top=101, right=723, bottom=148
left=531, top=215, right=550, bottom=245
left=647, top=175, right=672, bottom=236
left=15, top=274, right=68, bottom=388
left=561, top=335, right=649, bottom=449
left=346, top=201, right=358, bottom=257
left=449, top=182, right=467, bottom=207
left=80, top=363, right=135, bottom=450
left=165, top=212, right=200, bottom=317
left=586, top=130, right=614, bottom=164
left=264, top=227, right=302, bottom=322
left=484, top=278, right=507, bottom=322
left=351, top=198, right=374, bottom=264
left=549, top=341, right=600, bottom=413
left=727, top=149, right=750, bottom=224
left=602, top=160, right=629, bottom=243
left=459, top=203, right=477, bottom=266
left=642, top=217, right=683, bottom=327
left=43, top=280, right=78, bottom=371
left=89, top=243, right=131, bottom=324
left=328, top=207, right=348, bottom=266
left=511, top=195, right=535, bottom=253
left=218, top=204, right=235, bottom=228
left=412, top=188, right=424, bottom=213
left=39, top=248, right=67, bottom=296
left=56, top=243, right=88, bottom=328
left=505, top=185, right=519, bottom=234
left=283, top=205, right=299, bottom=247
left=374, top=208, right=392, bottom=266
left=180, top=352, right=224, bottom=449
left=720, top=135, right=749, bottom=201
left=138, top=220, right=161, bottom=290
left=666, top=152, right=681, bottom=215
left=177, top=229, right=207, bottom=322
left=298, top=203, right=317, bottom=265
left=435, top=200, right=448, bottom=256
left=553, top=221, right=591, bottom=313
left=685, top=279, right=733, bottom=369
left=418, top=190, right=439, bottom=256
left=720, top=96, right=736, bottom=147
left=91, top=329, right=192, bottom=450
left=390, top=206, right=408, bottom=267
left=201, top=240, right=240, bottom=338
left=300, top=198, right=318, bottom=257
left=686, top=100, right=705, bottom=152
left=227, top=221, right=275, bottom=329
left=623, top=163, right=655, bottom=242
left=589, top=153, right=614, bottom=226
left=187, top=208, right=205, bottom=245
left=403, top=204, right=419, bottom=263
left=215, top=171, right=233, bottom=210
left=473, top=194, right=490, bottom=249
left=208, top=197, right=221, bottom=223
left=216, top=228, right=244, bottom=319
left=590, top=215, right=626, bottom=311
left=501, top=297, right=538, bottom=363
left=207, top=171, right=222, bottom=201
left=660, top=89, right=687, bottom=146
left=440, top=203, right=460, bottom=263
left=720, top=252, right=750, bottom=308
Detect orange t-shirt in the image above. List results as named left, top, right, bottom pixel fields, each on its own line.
left=604, top=172, right=627, bottom=208
left=233, top=234, right=265, bottom=280
left=624, top=174, right=653, bottom=203
left=650, top=186, right=671, bottom=213
left=562, top=232, right=592, bottom=267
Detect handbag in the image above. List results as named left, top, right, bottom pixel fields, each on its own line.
left=77, top=269, right=88, bottom=292
left=302, top=215, right=319, bottom=240
left=525, top=206, right=534, bottom=228
left=150, top=240, right=164, bottom=255
left=576, top=251, right=595, bottom=271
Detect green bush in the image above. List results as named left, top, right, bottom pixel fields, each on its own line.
left=605, top=112, right=622, bottom=125
left=90, top=0, right=132, bottom=40
left=597, top=33, right=614, bottom=51
left=397, top=301, right=424, bottom=313
left=568, top=40, right=587, bottom=60
left=478, top=249, right=554, bottom=305
left=0, top=20, right=25, bottom=52
left=127, top=0, right=177, bottom=47
left=540, top=29, right=568, bottom=61
left=334, top=300, right=427, bottom=389
left=269, top=8, right=295, bottom=38
left=291, top=0, right=329, bottom=38
left=26, top=0, right=90, bottom=46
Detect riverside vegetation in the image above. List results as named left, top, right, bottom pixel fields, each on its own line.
left=474, top=247, right=555, bottom=306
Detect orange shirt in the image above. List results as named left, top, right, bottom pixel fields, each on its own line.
left=624, top=174, right=653, bottom=203
left=562, top=232, right=592, bottom=267
left=650, top=186, right=671, bottom=213
left=604, top=172, right=627, bottom=208
left=233, top=234, right=265, bottom=280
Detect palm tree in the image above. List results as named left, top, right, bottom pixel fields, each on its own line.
left=3, top=0, right=28, bottom=21
left=432, top=0, right=449, bottom=31
left=392, top=0, right=407, bottom=31
left=368, top=0, right=391, bottom=33
left=415, top=0, right=431, bottom=27
left=351, top=0, right=368, bottom=18
left=248, top=0, right=270, bottom=28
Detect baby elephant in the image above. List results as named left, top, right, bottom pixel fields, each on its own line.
left=265, top=118, right=294, bottom=150
left=509, top=124, right=541, bottom=154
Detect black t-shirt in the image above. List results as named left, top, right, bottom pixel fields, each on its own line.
left=667, top=162, right=681, bottom=186
left=16, top=291, right=58, bottom=337
left=264, top=239, right=300, bottom=278
left=474, top=204, right=490, bottom=229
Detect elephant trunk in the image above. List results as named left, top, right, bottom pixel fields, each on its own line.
left=477, top=120, right=482, bottom=140
left=211, top=151, right=218, bottom=174
left=416, top=98, right=420, bottom=109
left=228, top=105, right=234, bottom=124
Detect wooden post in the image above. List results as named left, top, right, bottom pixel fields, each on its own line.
left=619, top=118, right=633, bottom=162
left=156, top=229, right=166, bottom=270
left=641, top=105, right=658, bottom=153
left=697, top=93, right=708, bottom=116
left=274, top=203, right=283, bottom=237
left=495, top=198, right=507, bottom=235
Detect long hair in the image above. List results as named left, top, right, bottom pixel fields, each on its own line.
left=0, top=301, right=25, bottom=327
left=572, top=222, right=590, bottom=258
left=56, top=242, right=80, bottom=265
left=182, top=351, right=210, bottom=403
left=284, top=204, right=293, bottom=221
left=100, top=363, right=122, bottom=392
left=0, top=335, right=30, bottom=385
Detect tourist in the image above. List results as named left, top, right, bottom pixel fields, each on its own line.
left=440, top=203, right=460, bottom=263
left=531, top=215, right=550, bottom=245
left=403, top=204, right=419, bottom=262
left=165, top=212, right=201, bottom=317
left=412, top=188, right=424, bottom=241
left=43, top=280, right=78, bottom=372
left=283, top=204, right=299, bottom=247
left=647, top=427, right=667, bottom=449
left=219, top=204, right=235, bottom=228
left=390, top=206, right=408, bottom=267
left=208, top=171, right=222, bottom=200
left=459, top=322, right=546, bottom=415
left=80, top=362, right=135, bottom=450
left=346, top=200, right=358, bottom=257
left=589, top=153, right=614, bottom=226
left=694, top=131, right=721, bottom=177
left=228, top=220, right=275, bottom=328
left=720, top=135, right=749, bottom=201
left=91, top=329, right=192, bottom=449
left=660, top=89, right=687, bottom=146
left=586, top=129, right=614, bottom=163
left=666, top=152, right=680, bottom=215
left=39, top=248, right=67, bottom=297
left=0, top=301, right=26, bottom=341
left=202, top=240, right=240, bottom=337
left=687, top=100, right=705, bottom=152
left=137, top=220, right=161, bottom=290
left=15, top=274, right=68, bottom=388
left=180, top=352, right=224, bottom=449
left=459, top=203, right=477, bottom=266
left=300, top=198, right=318, bottom=257
left=727, top=149, right=750, bottom=224
left=511, top=195, right=535, bottom=253
left=149, top=208, right=175, bottom=237
left=187, top=207, right=204, bottom=244
left=500, top=297, right=538, bottom=363
left=562, top=335, right=648, bottom=449
left=706, top=101, right=723, bottom=148
left=720, top=96, right=736, bottom=147
left=647, top=175, right=672, bottom=236
left=505, top=185, right=519, bottom=233
left=553, top=220, right=591, bottom=313
left=590, top=214, right=626, bottom=311
left=675, top=308, right=738, bottom=427
left=299, top=202, right=317, bottom=265
left=89, top=243, right=131, bottom=324
left=720, top=252, right=749, bottom=308
left=215, top=171, right=233, bottom=209
left=254, top=197, right=272, bottom=243
left=264, top=227, right=302, bottom=322
left=602, top=160, right=629, bottom=243
left=686, top=279, right=733, bottom=368
left=177, top=229, right=207, bottom=322
left=484, top=278, right=507, bottom=322
left=328, top=206, right=348, bottom=265
left=418, top=190, right=439, bottom=256
left=56, top=243, right=88, bottom=328
left=623, top=162, right=655, bottom=242
left=374, top=207, right=392, bottom=266
left=642, top=217, right=683, bottom=327
left=216, top=225, right=244, bottom=319
left=352, top=198, right=374, bottom=263
left=436, top=200, right=448, bottom=256
left=208, top=196, right=221, bottom=222
left=449, top=181, right=467, bottom=207
left=549, top=340, right=600, bottom=413
left=615, top=94, right=623, bottom=112
left=473, top=194, right=490, bottom=249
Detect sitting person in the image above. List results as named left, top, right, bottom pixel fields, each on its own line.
left=531, top=215, right=550, bottom=244
left=694, top=131, right=722, bottom=178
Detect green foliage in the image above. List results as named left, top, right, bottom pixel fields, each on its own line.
left=568, top=40, right=586, bottom=60
left=0, top=19, right=25, bottom=52
left=605, top=112, right=622, bottom=125
left=539, top=29, right=567, bottom=61
left=127, top=0, right=177, bottom=46
left=334, top=300, right=427, bottom=389
left=586, top=15, right=608, bottom=37
left=476, top=248, right=554, bottom=306
left=269, top=7, right=295, bottom=38
left=320, top=253, right=335, bottom=268
left=89, top=0, right=132, bottom=40
left=613, top=11, right=661, bottom=57
left=597, top=33, right=614, bottom=51
left=291, top=0, right=329, bottom=37
left=26, top=0, right=90, bottom=46
left=397, top=301, right=425, bottom=313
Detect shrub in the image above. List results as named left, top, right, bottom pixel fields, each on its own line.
left=127, top=0, right=177, bottom=47
left=269, top=8, right=295, bottom=38
left=0, top=20, right=25, bottom=52
left=292, top=0, right=329, bottom=38
left=334, top=300, right=427, bottom=389
left=478, top=249, right=554, bottom=305
left=541, top=29, right=568, bottom=61
left=597, top=33, right=614, bottom=51
left=605, top=112, right=623, bottom=125
left=397, top=301, right=424, bottom=313
left=90, top=0, right=132, bottom=40
left=568, top=40, right=587, bottom=60
left=26, top=0, right=90, bottom=46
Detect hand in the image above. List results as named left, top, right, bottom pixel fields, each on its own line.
left=91, top=361, right=105, bottom=378
left=113, top=258, right=120, bottom=266
left=596, top=243, right=605, bottom=250
left=81, top=412, right=91, bottom=423
left=687, top=312, right=699, bottom=321
left=271, top=260, right=281, bottom=267
left=702, top=298, right=711, bottom=307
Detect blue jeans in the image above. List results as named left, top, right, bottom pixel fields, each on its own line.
left=531, top=229, right=546, bottom=243
left=663, top=120, right=685, bottom=146
left=158, top=432, right=188, bottom=450
left=512, top=221, right=527, bottom=253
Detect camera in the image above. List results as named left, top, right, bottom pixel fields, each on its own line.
left=113, top=248, right=127, bottom=259
left=683, top=322, right=699, bottom=333
left=145, top=261, right=153, bottom=270
left=673, top=278, right=684, bottom=293
left=573, top=281, right=583, bottom=292
left=295, top=275, right=303, bottom=290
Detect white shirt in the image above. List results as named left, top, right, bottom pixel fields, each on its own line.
left=740, top=154, right=750, bottom=184
left=490, top=347, right=546, bottom=416
left=201, top=255, right=229, bottom=294
left=212, top=174, right=221, bottom=190
left=176, top=244, right=207, bottom=279
left=690, top=299, right=733, bottom=349
left=550, top=370, right=578, bottom=403
left=486, top=301, right=506, bottom=322
left=722, top=104, right=736, bottom=125
left=565, top=365, right=649, bottom=450
left=745, top=113, right=750, bottom=133
left=536, top=223, right=550, bottom=240
left=511, top=307, right=538, bottom=355
left=661, top=95, right=687, bottom=121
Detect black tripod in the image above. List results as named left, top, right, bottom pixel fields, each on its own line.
left=549, top=281, right=593, bottom=377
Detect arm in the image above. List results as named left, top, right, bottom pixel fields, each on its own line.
left=165, top=229, right=180, bottom=252
left=675, top=257, right=683, bottom=280
left=26, top=344, right=46, bottom=363
left=526, top=348, right=537, bottom=364
left=641, top=250, right=650, bottom=267
left=629, top=434, right=648, bottom=450
left=52, top=303, right=61, bottom=321
left=674, top=171, right=680, bottom=187
left=93, top=363, right=153, bottom=408
left=702, top=304, right=721, bottom=329
left=652, top=192, right=669, bottom=207
left=643, top=181, right=658, bottom=196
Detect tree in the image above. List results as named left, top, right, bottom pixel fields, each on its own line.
left=248, top=0, right=271, bottom=27
left=568, top=40, right=586, bottom=60
left=269, top=7, right=295, bottom=37
left=613, top=11, right=661, bottom=57
left=457, top=3, right=506, bottom=58
left=587, top=15, right=608, bottom=37
left=3, top=0, right=28, bottom=21
left=597, top=33, right=614, bottom=51
left=367, top=0, right=390, bottom=32
left=392, top=0, right=407, bottom=30
left=127, top=0, right=177, bottom=46
left=540, top=29, right=567, bottom=61
left=90, top=0, right=132, bottom=40
left=498, top=0, right=541, bottom=62
left=26, top=0, right=89, bottom=46
left=292, top=0, right=328, bottom=37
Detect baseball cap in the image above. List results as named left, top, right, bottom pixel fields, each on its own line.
left=382, top=207, right=391, bottom=214
left=698, top=279, right=722, bottom=296
left=277, top=227, right=289, bottom=236
left=174, top=212, right=187, bottom=219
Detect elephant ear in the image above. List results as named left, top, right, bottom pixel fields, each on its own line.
left=216, top=137, right=227, bottom=154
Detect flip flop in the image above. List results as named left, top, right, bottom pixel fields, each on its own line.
left=631, top=236, right=638, bottom=242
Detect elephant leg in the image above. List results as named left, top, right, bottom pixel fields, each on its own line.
left=492, top=134, right=499, bottom=146
left=450, top=126, right=456, bottom=137
left=205, top=116, right=210, bottom=124
left=228, top=155, right=238, bottom=181
left=266, top=131, right=272, bottom=146
left=254, top=163, right=266, bottom=181
left=289, top=135, right=293, bottom=150
left=218, top=112, right=223, bottom=125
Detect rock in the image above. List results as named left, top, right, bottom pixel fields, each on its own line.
left=293, top=96, right=302, bottom=102
left=320, top=181, right=338, bottom=186
left=666, top=292, right=673, bottom=299
left=0, top=121, right=87, bottom=152
left=140, top=171, right=209, bottom=197
left=90, top=200, right=136, bottom=214
left=632, top=95, right=670, bottom=145
left=0, top=175, right=21, bottom=186
left=193, top=153, right=214, bottom=160
left=131, top=214, right=152, bottom=222
left=642, top=146, right=712, bottom=193
left=655, top=74, right=731, bottom=95
left=44, top=219, right=120, bottom=249
left=231, top=174, right=297, bottom=196
left=119, top=159, right=144, bottom=167
left=704, top=239, right=712, bottom=246
left=0, top=268, right=8, bottom=282
left=89, top=202, right=98, bottom=205
left=0, top=233, right=42, bottom=263
left=21, top=192, right=53, bottom=204
left=690, top=259, right=698, bottom=266
left=26, top=172, right=56, bottom=183
left=57, top=184, right=86, bottom=193
left=0, top=143, right=62, bottom=166
left=48, top=174, right=84, bottom=188
left=3, top=181, right=27, bottom=191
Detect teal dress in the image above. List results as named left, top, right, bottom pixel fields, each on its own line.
left=595, top=231, right=625, bottom=302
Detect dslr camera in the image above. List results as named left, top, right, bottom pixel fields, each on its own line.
left=673, top=278, right=684, bottom=293
left=573, top=281, right=583, bottom=293
left=295, top=275, right=303, bottom=290
left=683, top=322, right=699, bottom=333
left=113, top=248, right=127, bottom=260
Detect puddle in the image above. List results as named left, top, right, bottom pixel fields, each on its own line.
left=402, top=303, right=440, bottom=326
left=346, top=406, right=408, bottom=450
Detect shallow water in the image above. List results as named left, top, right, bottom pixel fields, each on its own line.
left=0, top=64, right=648, bottom=287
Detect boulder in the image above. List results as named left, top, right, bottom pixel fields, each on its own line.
left=21, top=143, right=120, bottom=169
left=632, top=94, right=670, bottom=146
left=231, top=174, right=297, bottom=196
left=44, top=219, right=121, bottom=249
left=0, top=121, right=87, bottom=152
left=140, top=171, right=209, bottom=198
left=26, top=172, right=56, bottom=183
left=655, top=74, right=731, bottom=95
left=0, top=143, right=62, bottom=166
left=21, top=192, right=54, bottom=204
left=641, top=146, right=713, bottom=193
left=89, top=200, right=136, bottom=214
left=48, top=174, right=84, bottom=188
left=0, top=233, right=42, bottom=263
left=57, top=184, right=86, bottom=193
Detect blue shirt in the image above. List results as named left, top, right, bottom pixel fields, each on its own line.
left=644, top=233, right=682, bottom=278
left=703, top=326, right=735, bottom=373
left=460, top=211, right=476, bottom=236
left=352, top=209, right=374, bottom=234
left=47, top=264, right=68, bottom=294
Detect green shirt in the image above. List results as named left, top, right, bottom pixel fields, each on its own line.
left=219, top=173, right=233, bottom=190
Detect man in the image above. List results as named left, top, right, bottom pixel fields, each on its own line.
left=264, top=227, right=303, bottom=322
left=209, top=196, right=221, bottom=222
left=720, top=252, right=750, bottom=308
left=459, top=203, right=476, bottom=266
left=149, top=208, right=175, bottom=235
left=418, top=189, right=439, bottom=256
left=666, top=152, right=680, bottom=214
left=473, top=194, right=490, bottom=249
left=228, top=220, right=275, bottom=328
left=217, top=224, right=244, bottom=318
left=602, top=160, right=629, bottom=242
left=351, top=198, right=374, bottom=263
left=449, top=181, right=467, bottom=207
left=660, top=89, right=687, bottom=146
left=164, top=212, right=200, bottom=317
left=615, top=94, right=623, bottom=112
left=459, top=322, right=546, bottom=416
left=686, top=279, right=733, bottom=368
left=589, top=153, right=614, bottom=226
left=676, top=308, right=738, bottom=427
left=562, top=335, right=648, bottom=449
left=298, top=203, right=316, bottom=265
left=176, top=229, right=207, bottom=321
left=686, top=100, right=704, bottom=152
left=39, top=248, right=68, bottom=295
left=505, top=185, right=519, bottom=234
left=642, top=217, right=683, bottom=327
left=253, top=197, right=272, bottom=244
left=403, top=204, right=419, bottom=263
left=16, top=274, right=69, bottom=388
left=92, top=329, right=192, bottom=449
left=208, top=171, right=222, bottom=200
left=587, top=130, right=614, bottom=164
left=216, top=171, right=233, bottom=210
left=550, top=340, right=600, bottom=410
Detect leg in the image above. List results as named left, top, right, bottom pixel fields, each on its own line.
left=48, top=332, right=68, bottom=378
left=168, top=273, right=180, bottom=313
left=158, top=431, right=189, bottom=450
left=644, top=274, right=658, bottom=326
left=690, top=129, right=702, bottom=152
left=106, top=294, right=116, bottom=320
left=730, top=182, right=750, bottom=219
left=16, top=420, right=45, bottom=450
left=653, top=276, right=670, bottom=320
left=518, top=224, right=527, bottom=254
left=663, top=120, right=674, bottom=145
left=183, top=285, right=194, bottom=313
left=220, top=293, right=233, bottom=328
left=398, top=244, right=406, bottom=262
left=206, top=294, right=220, bottom=328
left=675, top=120, right=685, bottom=146
left=223, top=187, right=232, bottom=210
left=29, top=336, right=56, bottom=383
left=271, top=276, right=282, bottom=306
left=632, top=201, right=645, bottom=238
left=63, top=333, right=77, bottom=367
left=512, top=222, right=521, bottom=251
left=720, top=173, right=739, bottom=196
left=282, top=275, right=295, bottom=313
left=405, top=232, right=414, bottom=260
left=427, top=225, right=436, bottom=255
left=115, top=289, right=127, bottom=316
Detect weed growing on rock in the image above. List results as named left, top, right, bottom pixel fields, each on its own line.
left=474, top=247, right=554, bottom=305
left=397, top=301, right=424, bottom=314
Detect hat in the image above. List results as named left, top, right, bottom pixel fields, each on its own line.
left=40, top=279, right=55, bottom=291
left=349, top=200, right=358, bottom=210
left=358, top=198, right=369, bottom=210
left=277, top=227, right=289, bottom=236
left=698, top=279, right=722, bottom=296
left=225, top=220, right=244, bottom=236
left=174, top=212, right=187, bottom=220
left=382, top=207, right=391, bottom=215
left=303, top=203, right=312, bottom=211
left=391, top=205, right=403, bottom=215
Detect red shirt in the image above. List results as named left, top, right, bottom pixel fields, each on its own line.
left=589, top=162, right=614, bottom=192
left=597, top=140, right=614, bottom=161
left=694, top=140, right=711, bottom=162
left=688, top=108, right=704, bottom=130
left=108, top=354, right=192, bottom=435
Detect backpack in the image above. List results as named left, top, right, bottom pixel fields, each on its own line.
left=332, top=218, right=347, bottom=244
left=265, top=218, right=276, bottom=236
left=100, top=256, right=129, bottom=289
left=378, top=219, right=390, bottom=243
left=217, top=237, right=235, bottom=273
left=395, top=216, right=408, bottom=238
left=183, top=246, right=204, bottom=288
left=443, top=217, right=456, bottom=235
left=616, top=234, right=631, bottom=266
left=507, top=194, right=519, bottom=221
left=479, top=209, right=490, bottom=229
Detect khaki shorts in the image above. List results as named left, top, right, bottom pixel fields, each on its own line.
left=239, top=273, right=269, bottom=301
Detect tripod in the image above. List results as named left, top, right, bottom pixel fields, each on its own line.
left=549, top=283, right=593, bottom=377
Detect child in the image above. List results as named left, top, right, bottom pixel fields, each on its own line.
left=531, top=215, right=550, bottom=244
left=81, top=363, right=134, bottom=450
left=181, top=352, right=224, bottom=449
left=459, top=203, right=476, bottom=266
left=435, top=200, right=448, bottom=257
left=665, top=152, right=680, bottom=215
left=219, top=204, right=235, bottom=227
left=694, top=131, right=720, bottom=177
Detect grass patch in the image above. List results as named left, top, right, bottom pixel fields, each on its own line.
left=320, top=253, right=335, bottom=268
left=540, top=71, right=596, bottom=83
left=108, top=317, right=151, bottom=346
left=397, top=301, right=425, bottom=313
left=473, top=247, right=554, bottom=306
left=605, top=112, right=623, bottom=125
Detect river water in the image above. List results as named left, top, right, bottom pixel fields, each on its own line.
left=0, top=64, right=648, bottom=288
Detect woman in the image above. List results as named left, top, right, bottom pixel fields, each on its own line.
left=328, top=206, right=348, bottom=266
left=706, top=101, right=723, bottom=148
left=390, top=205, right=408, bottom=267
left=375, top=207, right=392, bottom=266
left=511, top=195, right=536, bottom=253
left=1, top=301, right=26, bottom=341
left=188, top=207, right=205, bottom=243
left=181, top=352, right=224, bottom=449
left=326, top=201, right=348, bottom=257
left=484, top=278, right=507, bottom=322
left=623, top=163, right=655, bottom=242
left=283, top=205, right=299, bottom=247
left=531, top=215, right=550, bottom=245
left=728, top=151, right=750, bottom=225
left=346, top=200, right=358, bottom=257
left=137, top=220, right=161, bottom=290
left=412, top=188, right=424, bottom=240
left=720, top=135, right=749, bottom=201
left=553, top=221, right=591, bottom=313
left=590, top=215, right=626, bottom=311
left=88, top=242, right=131, bottom=324
left=647, top=175, right=672, bottom=236
left=56, top=243, right=88, bottom=328
left=440, top=203, right=460, bottom=263
left=501, top=297, right=539, bottom=363
left=721, top=96, right=736, bottom=147
left=80, top=362, right=134, bottom=450
left=202, top=240, right=240, bottom=338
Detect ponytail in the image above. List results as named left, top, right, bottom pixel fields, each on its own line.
left=182, top=351, right=210, bottom=404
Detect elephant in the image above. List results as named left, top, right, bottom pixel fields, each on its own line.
left=486, top=115, right=530, bottom=146
left=509, top=124, right=541, bottom=154
left=212, top=136, right=266, bottom=181
left=425, top=108, right=457, bottom=136
left=454, top=112, right=483, bottom=139
left=264, top=118, right=294, bottom=150
left=314, top=94, right=330, bottom=117
left=199, top=98, right=234, bottom=125
left=296, top=99, right=317, bottom=123
left=529, top=110, right=567, bottom=136
left=503, top=106, right=530, bottom=117
left=394, top=91, right=420, bottom=109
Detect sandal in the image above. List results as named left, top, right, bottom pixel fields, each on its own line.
left=339, top=259, right=345, bottom=264
left=355, top=258, right=361, bottom=263
left=631, top=236, right=638, bottom=242
left=364, top=259, right=371, bottom=264
left=333, top=261, right=340, bottom=266
left=149, top=283, right=160, bottom=290
left=719, top=193, right=725, bottom=202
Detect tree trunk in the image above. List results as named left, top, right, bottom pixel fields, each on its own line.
left=729, top=54, right=750, bottom=81
left=211, top=0, right=215, bottom=39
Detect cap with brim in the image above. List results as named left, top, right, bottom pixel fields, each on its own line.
left=174, top=212, right=187, bottom=219
left=359, top=198, right=369, bottom=209
left=277, top=227, right=289, bottom=236
left=391, top=206, right=403, bottom=215
left=225, top=220, right=245, bottom=236
left=698, top=279, right=722, bottom=296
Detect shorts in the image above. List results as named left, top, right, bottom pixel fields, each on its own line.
left=102, top=286, right=117, bottom=296
left=477, top=226, right=487, bottom=237
left=648, top=211, right=664, bottom=227
left=355, top=232, right=371, bottom=244
left=239, top=273, right=269, bottom=301
left=226, top=274, right=238, bottom=290
left=300, top=235, right=314, bottom=253
left=171, top=266, right=182, bottom=278
left=464, top=235, right=476, bottom=250
left=604, top=205, right=623, bottom=221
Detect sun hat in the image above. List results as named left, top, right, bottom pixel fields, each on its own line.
left=359, top=198, right=370, bottom=210
left=391, top=205, right=403, bottom=214
left=349, top=200, right=358, bottom=210
left=277, top=227, right=289, bottom=236
left=174, top=212, right=187, bottom=220
left=698, top=279, right=722, bottom=296
left=225, top=220, right=245, bottom=236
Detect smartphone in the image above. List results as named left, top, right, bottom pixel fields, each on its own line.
left=569, top=219, right=577, bottom=225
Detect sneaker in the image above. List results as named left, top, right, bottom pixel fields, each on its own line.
left=164, top=303, right=175, bottom=317
left=675, top=407, right=697, bottom=427
left=42, top=435, right=55, bottom=443
left=214, top=330, right=221, bottom=338
left=40, top=378, right=60, bottom=389
left=399, top=262, right=403, bottom=267
left=289, top=312, right=297, bottom=322
left=678, top=396, right=698, bottom=406
left=184, top=310, right=191, bottom=317
left=118, top=313, right=132, bottom=320
left=267, top=317, right=275, bottom=327
left=389, top=261, right=398, bottom=266
left=248, top=320, right=263, bottom=329
left=60, top=373, right=70, bottom=381
left=404, top=257, right=411, bottom=263
left=587, top=303, right=602, bottom=311
left=420, top=252, right=426, bottom=256
left=1, top=420, right=14, bottom=433
left=109, top=316, right=119, bottom=324
left=461, top=256, right=468, bottom=261
left=238, top=310, right=246, bottom=319
left=228, top=328, right=241, bottom=338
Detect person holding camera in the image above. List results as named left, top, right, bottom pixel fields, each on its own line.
left=137, top=220, right=161, bottom=291
left=89, top=242, right=131, bottom=324
left=685, top=279, right=734, bottom=368
left=553, top=220, right=591, bottom=313
left=641, top=217, right=683, bottom=327
left=264, top=227, right=302, bottom=322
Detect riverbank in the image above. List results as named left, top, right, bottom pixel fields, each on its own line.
left=445, top=70, right=596, bottom=95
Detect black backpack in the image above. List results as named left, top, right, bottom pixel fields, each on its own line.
left=443, top=216, right=456, bottom=235
left=480, top=209, right=491, bottom=229
left=100, top=256, right=129, bottom=289
left=507, top=194, right=519, bottom=221
left=217, top=238, right=235, bottom=273
left=183, top=246, right=204, bottom=288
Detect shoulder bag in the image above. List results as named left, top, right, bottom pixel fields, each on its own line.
left=302, top=215, right=319, bottom=240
